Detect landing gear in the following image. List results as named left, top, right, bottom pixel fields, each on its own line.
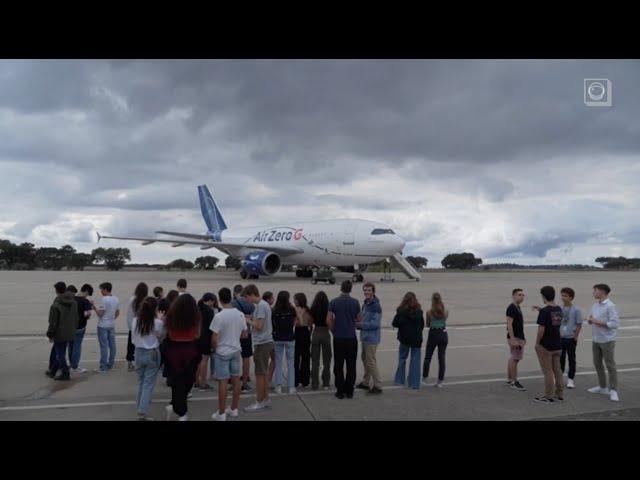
left=296, top=268, right=313, bottom=278
left=239, top=268, right=259, bottom=280
left=352, top=273, right=364, bottom=283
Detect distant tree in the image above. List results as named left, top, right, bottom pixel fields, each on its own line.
left=92, top=247, right=131, bottom=271
left=441, top=252, right=483, bottom=270
left=225, top=256, right=242, bottom=270
left=168, top=259, right=194, bottom=271
left=595, top=256, right=640, bottom=269
left=70, top=253, right=93, bottom=271
left=406, top=256, right=428, bottom=269
left=0, top=239, right=37, bottom=269
left=195, top=255, right=219, bottom=270
left=36, top=247, right=68, bottom=270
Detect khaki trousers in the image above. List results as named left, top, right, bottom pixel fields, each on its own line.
left=535, top=344, right=564, bottom=398
left=360, top=343, right=381, bottom=389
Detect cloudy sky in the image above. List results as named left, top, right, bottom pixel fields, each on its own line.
left=1, top=59, right=639, bottom=266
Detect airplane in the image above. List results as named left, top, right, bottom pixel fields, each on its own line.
left=97, top=185, right=421, bottom=281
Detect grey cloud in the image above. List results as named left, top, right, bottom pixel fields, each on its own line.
left=1, top=60, right=639, bottom=265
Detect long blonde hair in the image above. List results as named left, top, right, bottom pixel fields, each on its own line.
left=430, top=292, right=446, bottom=318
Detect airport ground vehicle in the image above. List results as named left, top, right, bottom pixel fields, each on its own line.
left=311, top=267, right=336, bottom=285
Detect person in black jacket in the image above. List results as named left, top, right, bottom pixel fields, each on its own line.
left=392, top=292, right=425, bottom=390
left=46, top=281, right=79, bottom=381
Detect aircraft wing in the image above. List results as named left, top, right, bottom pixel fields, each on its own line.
left=155, top=231, right=212, bottom=240
left=97, top=233, right=303, bottom=256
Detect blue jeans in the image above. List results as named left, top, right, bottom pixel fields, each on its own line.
left=135, top=347, right=161, bottom=414
left=214, top=352, right=241, bottom=380
left=275, top=341, right=295, bottom=389
left=395, top=343, right=421, bottom=389
left=97, top=327, right=116, bottom=371
left=68, top=328, right=86, bottom=369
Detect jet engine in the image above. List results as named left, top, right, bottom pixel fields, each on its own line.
left=240, top=251, right=282, bottom=279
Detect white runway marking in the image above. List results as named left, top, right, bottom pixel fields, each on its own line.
left=2, top=367, right=640, bottom=412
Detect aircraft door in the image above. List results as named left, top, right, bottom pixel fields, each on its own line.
left=342, top=226, right=355, bottom=256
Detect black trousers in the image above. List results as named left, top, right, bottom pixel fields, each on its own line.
left=294, top=327, right=311, bottom=387
left=560, top=337, right=577, bottom=379
left=423, top=329, right=448, bottom=381
left=168, top=357, right=200, bottom=417
left=126, top=330, right=135, bottom=362
left=333, top=338, right=358, bottom=395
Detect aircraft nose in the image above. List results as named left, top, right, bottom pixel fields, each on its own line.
left=395, top=235, right=406, bottom=252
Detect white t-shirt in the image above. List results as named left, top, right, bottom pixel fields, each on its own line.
left=210, top=308, right=247, bottom=357
left=98, top=295, right=120, bottom=329
left=131, top=317, right=165, bottom=349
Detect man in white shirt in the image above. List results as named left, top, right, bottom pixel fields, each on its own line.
left=93, top=282, right=120, bottom=372
left=587, top=283, right=620, bottom=402
left=210, top=287, right=248, bottom=421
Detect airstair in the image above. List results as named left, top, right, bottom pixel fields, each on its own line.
left=391, top=253, right=421, bottom=281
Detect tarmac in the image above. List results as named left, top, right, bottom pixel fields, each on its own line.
left=0, top=269, right=639, bottom=420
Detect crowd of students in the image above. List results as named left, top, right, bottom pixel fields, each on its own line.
left=45, top=277, right=621, bottom=420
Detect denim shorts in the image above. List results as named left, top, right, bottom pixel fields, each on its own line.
left=214, top=351, right=242, bottom=380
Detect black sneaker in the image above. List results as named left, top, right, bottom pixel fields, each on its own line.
left=335, top=392, right=345, bottom=399
left=533, top=396, right=555, bottom=404
left=54, top=374, right=71, bottom=381
left=368, top=387, right=383, bottom=395
left=356, top=383, right=369, bottom=390
left=511, top=381, right=526, bottom=391
left=555, top=396, right=564, bottom=402
left=45, top=370, right=55, bottom=378
left=345, top=392, right=354, bottom=399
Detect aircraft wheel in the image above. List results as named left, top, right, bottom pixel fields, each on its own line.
left=295, top=269, right=303, bottom=278
left=357, top=274, right=364, bottom=282
left=240, top=269, right=248, bottom=280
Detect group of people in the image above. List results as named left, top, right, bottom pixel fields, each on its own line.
left=505, top=283, right=620, bottom=404
left=45, top=275, right=621, bottom=420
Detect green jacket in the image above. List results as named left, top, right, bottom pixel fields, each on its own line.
left=47, top=292, right=79, bottom=342
left=392, top=308, right=425, bottom=348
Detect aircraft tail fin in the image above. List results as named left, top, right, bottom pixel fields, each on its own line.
left=198, top=185, right=228, bottom=233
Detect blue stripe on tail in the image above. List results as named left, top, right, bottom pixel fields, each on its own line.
left=198, top=185, right=228, bottom=234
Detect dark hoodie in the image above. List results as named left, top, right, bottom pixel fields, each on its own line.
left=47, top=292, right=79, bottom=342
left=392, top=308, right=425, bottom=348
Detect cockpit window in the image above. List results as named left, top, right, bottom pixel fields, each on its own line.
left=371, top=228, right=395, bottom=235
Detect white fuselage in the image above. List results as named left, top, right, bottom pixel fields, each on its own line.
left=215, top=219, right=405, bottom=267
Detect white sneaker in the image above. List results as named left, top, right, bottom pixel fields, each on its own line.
left=178, top=415, right=188, bottom=421
left=587, top=386, right=610, bottom=394
left=421, top=378, right=429, bottom=386
left=71, top=368, right=87, bottom=374
left=244, top=402, right=267, bottom=412
left=225, top=407, right=239, bottom=418
left=567, top=379, right=575, bottom=389
left=261, top=399, right=272, bottom=408
left=187, top=392, right=193, bottom=399
left=275, top=386, right=282, bottom=395
left=609, top=390, right=619, bottom=402
left=165, top=404, right=174, bottom=421
left=289, top=387, right=297, bottom=395
left=435, top=382, right=443, bottom=388
left=211, top=411, right=227, bottom=421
